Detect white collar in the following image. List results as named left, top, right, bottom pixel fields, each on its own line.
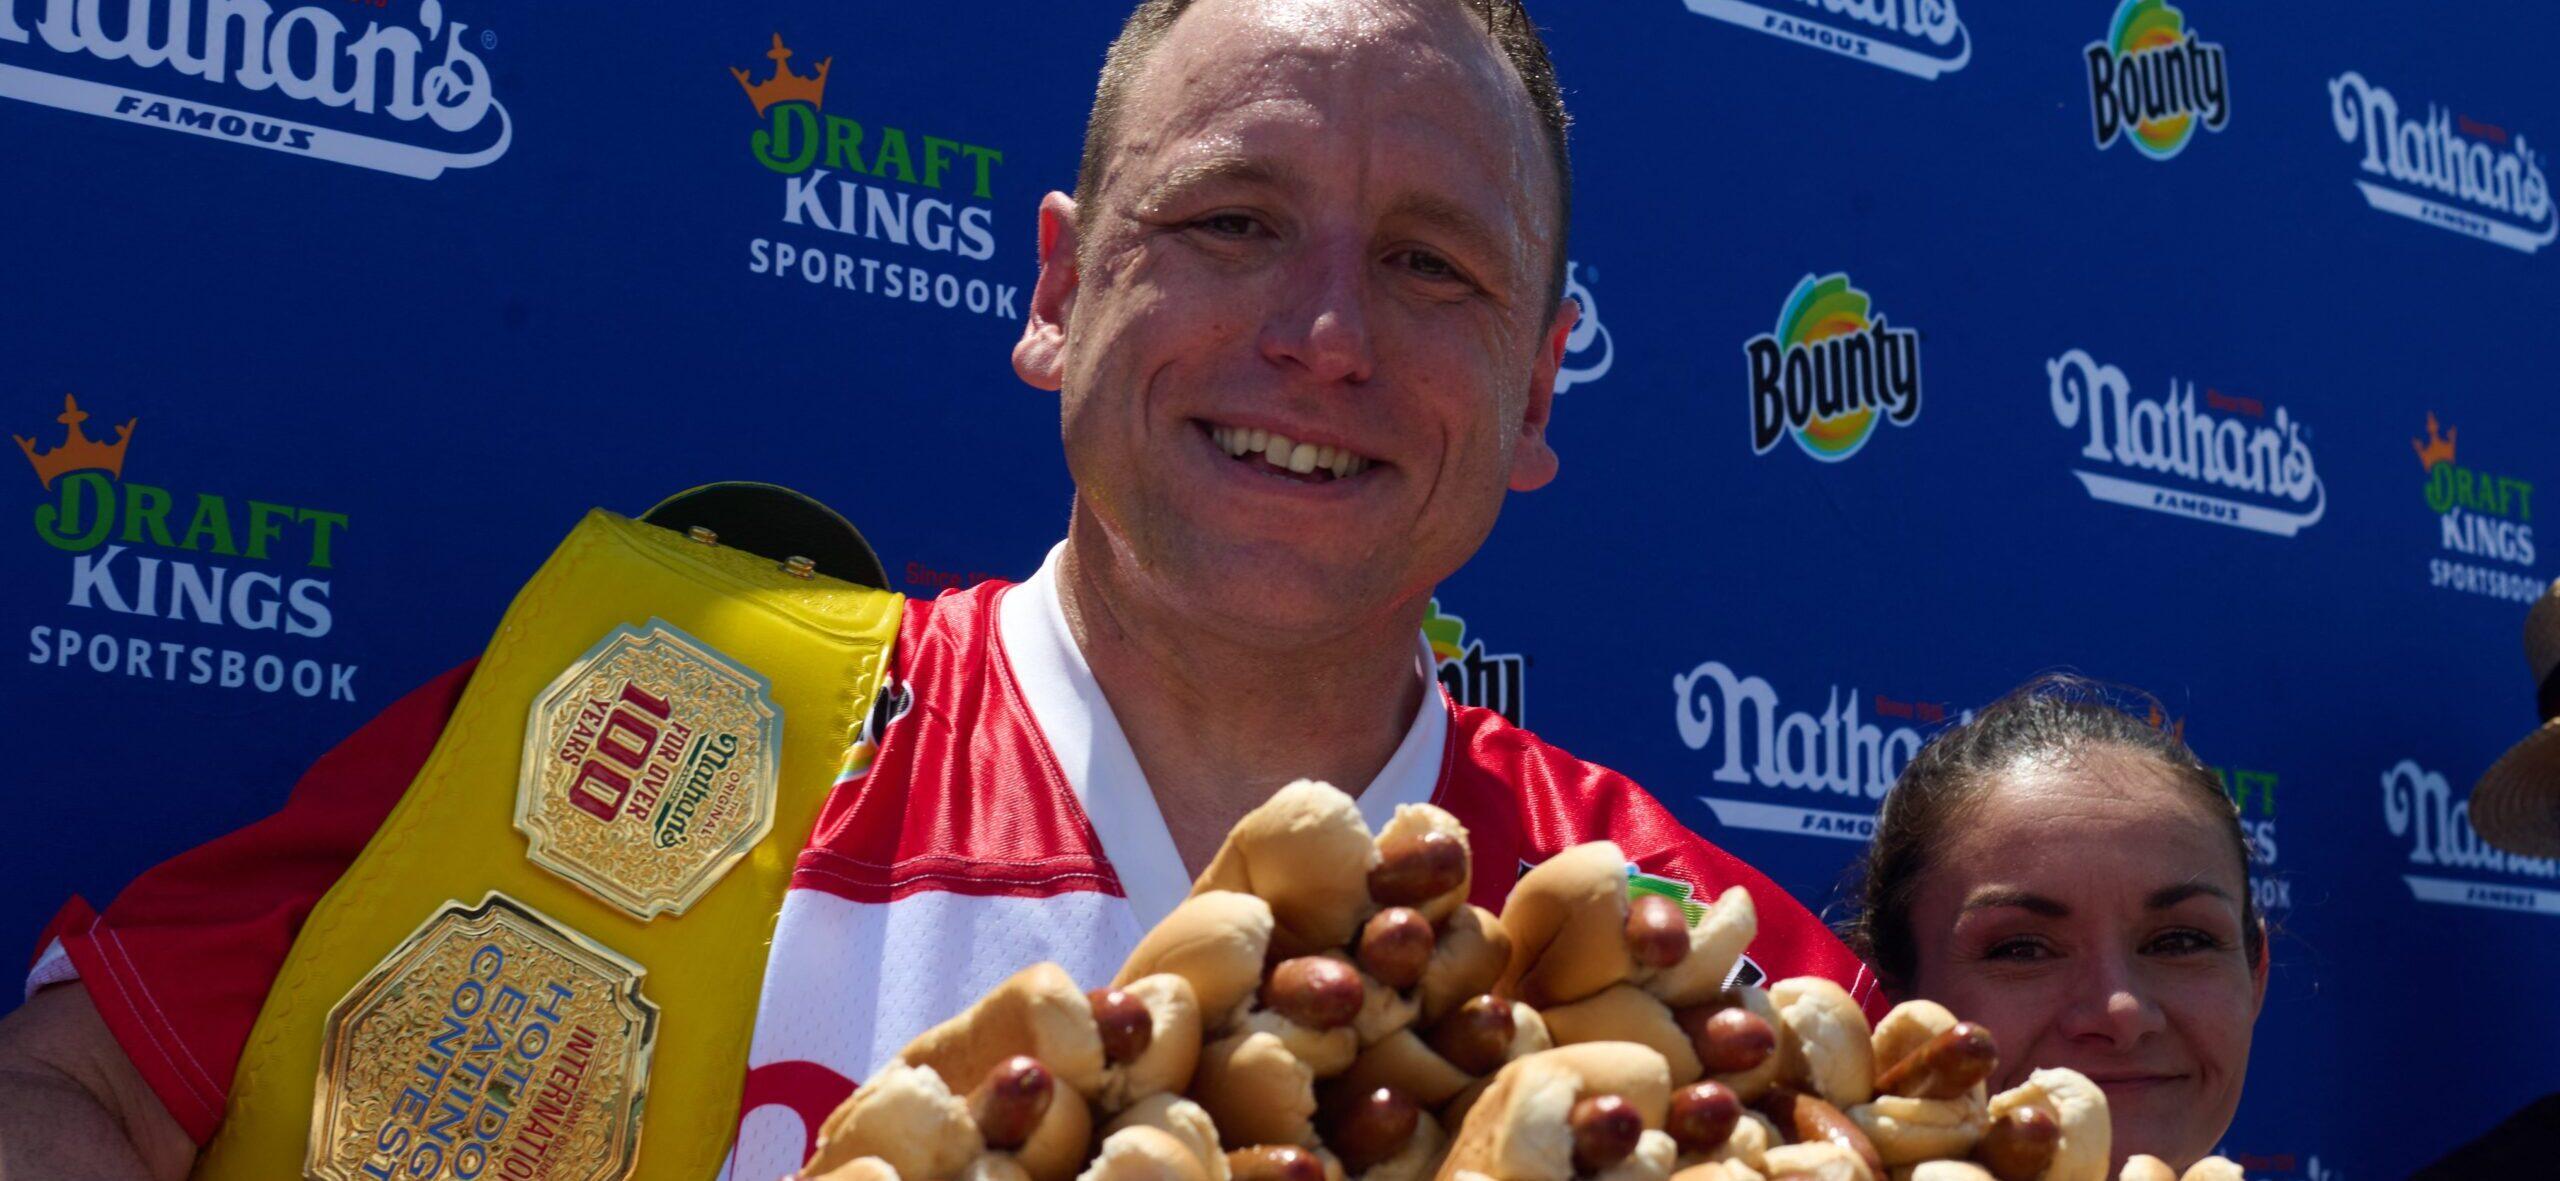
left=996, top=543, right=1449, bottom=931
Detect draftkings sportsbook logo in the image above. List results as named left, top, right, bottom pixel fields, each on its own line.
left=733, top=33, right=1018, bottom=320
left=1745, top=274, right=1922, bottom=462
left=2414, top=414, right=2539, bottom=603
left=2328, top=72, right=2556, bottom=254
left=2044, top=349, right=2324, bottom=537
left=1425, top=600, right=1525, bottom=727
left=1678, top=0, right=1970, bottom=81
left=16, top=395, right=360, bottom=702
left=2084, top=0, right=2229, bottom=159
left=1673, top=659, right=1963, bottom=841
left=2381, top=759, right=2559, bottom=916
left=0, top=0, right=509, bottom=179
left=2207, top=760, right=2288, bottom=917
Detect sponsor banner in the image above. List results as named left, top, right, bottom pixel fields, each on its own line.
left=1679, top=0, right=1971, bottom=80
left=733, top=33, right=1020, bottom=320
left=16, top=396, right=362, bottom=704
left=2412, top=414, right=2539, bottom=602
left=1674, top=660, right=1959, bottom=839
left=2084, top=0, right=2229, bottom=159
left=2328, top=72, right=2557, bottom=253
left=2380, top=759, right=2560, bottom=916
left=1554, top=261, right=1614, bottom=394
left=1426, top=600, right=1527, bottom=727
left=2045, top=350, right=2324, bottom=537
left=1745, top=274, right=1922, bottom=462
left=0, top=0, right=510, bottom=178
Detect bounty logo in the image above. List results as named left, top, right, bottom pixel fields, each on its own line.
left=1679, top=0, right=1970, bottom=82
left=2328, top=72, right=2556, bottom=254
left=1673, top=659, right=1960, bottom=841
left=1554, top=261, right=1613, bottom=395
left=2045, top=349, right=2324, bottom=537
left=2381, top=759, right=2559, bottom=916
left=17, top=395, right=360, bottom=702
left=1746, top=274, right=1921, bottom=462
left=735, top=33, right=1020, bottom=321
left=1425, top=599, right=1525, bottom=727
left=2085, top=1, right=2229, bottom=159
left=2415, top=414, right=2539, bottom=603
left=0, top=0, right=509, bottom=179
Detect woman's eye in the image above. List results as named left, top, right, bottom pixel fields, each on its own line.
left=2146, top=929, right=2225, bottom=956
left=1983, top=938, right=2051, bottom=962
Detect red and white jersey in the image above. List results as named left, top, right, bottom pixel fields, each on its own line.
left=28, top=547, right=1882, bottom=1165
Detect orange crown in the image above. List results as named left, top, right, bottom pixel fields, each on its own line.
left=733, top=33, right=830, bottom=116
left=2412, top=412, right=2457, bottom=470
left=16, top=395, right=135, bottom=490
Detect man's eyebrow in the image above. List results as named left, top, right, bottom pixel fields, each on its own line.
left=1959, top=888, right=2070, bottom=918
left=2145, top=881, right=2236, bottom=910
left=1135, top=155, right=1290, bottom=210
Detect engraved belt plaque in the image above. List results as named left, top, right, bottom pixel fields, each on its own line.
left=308, top=894, right=658, bottom=1181
left=518, top=619, right=783, bottom=919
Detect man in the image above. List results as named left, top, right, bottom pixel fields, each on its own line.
left=0, top=2, right=1882, bottom=1176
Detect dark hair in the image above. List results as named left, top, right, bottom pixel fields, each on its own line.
left=1075, top=0, right=1574, bottom=305
left=1845, top=673, right=2266, bottom=996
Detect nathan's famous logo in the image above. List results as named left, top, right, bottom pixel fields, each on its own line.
left=2084, top=0, right=2228, bottom=159
left=2414, top=414, right=2539, bottom=603
left=1425, top=600, right=1525, bottom=727
left=1745, top=274, right=1921, bottom=462
left=1679, top=0, right=1970, bottom=82
left=2044, top=350, right=2323, bottom=537
left=1673, top=659, right=1963, bottom=841
left=0, top=0, right=507, bottom=179
left=17, top=395, right=358, bottom=701
left=2381, top=759, right=2558, bottom=916
left=733, top=34, right=1018, bottom=320
left=2328, top=72, right=2555, bottom=254
left=1554, top=261, right=1613, bottom=395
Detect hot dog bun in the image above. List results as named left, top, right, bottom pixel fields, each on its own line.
left=1435, top=1042, right=1674, bottom=1181
left=1638, top=888, right=1756, bottom=1008
left=1417, top=907, right=1512, bottom=1024
left=1118, top=892, right=1278, bottom=1029
left=1768, top=979, right=1874, bottom=1107
left=1983, top=1070, right=2107, bottom=1181
left=1192, top=781, right=1379, bottom=958
left=1080, top=1127, right=1216, bottom=1181
left=1194, top=1030, right=1321, bottom=1148
left=1847, top=1094, right=1985, bottom=1167
left=1498, top=844, right=1639, bottom=1008
left=1539, top=985, right=1703, bottom=1084
left=1108, top=1095, right=1232, bottom=1181
left=1373, top=805, right=1474, bottom=924
left=809, top=1061, right=987, bottom=1181
left=2115, top=1158, right=2175, bottom=1181
left=900, top=963, right=1111, bottom=1099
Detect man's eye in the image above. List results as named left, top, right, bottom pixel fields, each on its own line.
left=1190, top=213, right=1263, bottom=238
left=1393, top=248, right=1466, bottom=283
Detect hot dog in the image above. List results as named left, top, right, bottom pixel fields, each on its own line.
left=1433, top=1043, right=1678, bottom=1181
left=1980, top=1070, right=2107, bottom=1181
left=1755, top=1089, right=1882, bottom=1181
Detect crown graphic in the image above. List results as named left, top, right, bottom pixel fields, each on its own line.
left=733, top=33, right=830, bottom=116
left=16, top=395, right=135, bottom=490
left=2412, top=412, right=2457, bottom=470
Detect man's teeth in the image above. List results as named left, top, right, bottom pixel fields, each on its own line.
left=1210, top=425, right=1370, bottom=479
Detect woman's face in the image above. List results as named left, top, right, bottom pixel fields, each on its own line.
left=1903, top=746, right=2266, bottom=1172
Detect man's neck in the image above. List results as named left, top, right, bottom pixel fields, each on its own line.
left=1054, top=517, right=1428, bottom=878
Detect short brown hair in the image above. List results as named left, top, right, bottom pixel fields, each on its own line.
left=1844, top=673, right=2267, bottom=996
left=1076, top=0, right=1574, bottom=305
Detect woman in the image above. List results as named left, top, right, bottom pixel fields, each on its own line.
left=1846, top=674, right=2267, bottom=1175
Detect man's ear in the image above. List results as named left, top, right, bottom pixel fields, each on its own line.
left=1012, top=191, right=1082, bottom=392
left=1507, top=297, right=1575, bottom=492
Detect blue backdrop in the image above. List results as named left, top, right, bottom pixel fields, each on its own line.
left=3, top=2, right=2553, bottom=1176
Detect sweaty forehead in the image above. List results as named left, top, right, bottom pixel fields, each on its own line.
left=1106, top=0, right=1556, bottom=253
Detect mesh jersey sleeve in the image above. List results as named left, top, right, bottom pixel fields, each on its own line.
left=23, top=661, right=474, bottom=1143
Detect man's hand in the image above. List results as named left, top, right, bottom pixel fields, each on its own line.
left=0, top=983, right=196, bottom=1181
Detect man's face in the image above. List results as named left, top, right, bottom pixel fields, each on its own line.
left=1017, top=0, right=1573, bottom=640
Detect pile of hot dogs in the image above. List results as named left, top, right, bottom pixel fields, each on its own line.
left=795, top=783, right=2249, bottom=1181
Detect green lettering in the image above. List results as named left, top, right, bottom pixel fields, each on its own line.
left=921, top=136, right=958, bottom=189
left=246, top=500, right=294, bottom=561
left=301, top=509, right=349, bottom=570
left=181, top=494, right=237, bottom=556
left=2513, top=479, right=2534, bottom=522
left=872, top=127, right=915, bottom=184
left=961, top=144, right=1002, bottom=199
left=823, top=114, right=867, bottom=174
left=33, top=470, right=114, bottom=552
left=752, top=103, right=820, bottom=175
left=118, top=482, right=177, bottom=549
left=2425, top=461, right=2457, bottom=515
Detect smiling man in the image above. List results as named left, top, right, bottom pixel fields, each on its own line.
left=0, top=3, right=1880, bottom=1177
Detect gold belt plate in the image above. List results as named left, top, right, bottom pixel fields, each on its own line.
left=517, top=619, right=784, bottom=919
left=307, top=893, right=658, bottom=1181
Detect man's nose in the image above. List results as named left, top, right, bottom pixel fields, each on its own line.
left=2056, top=951, right=2166, bottom=1049
left=1259, top=246, right=1376, bottom=385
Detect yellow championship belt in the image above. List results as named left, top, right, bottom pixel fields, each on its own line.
left=194, top=501, right=904, bottom=1181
